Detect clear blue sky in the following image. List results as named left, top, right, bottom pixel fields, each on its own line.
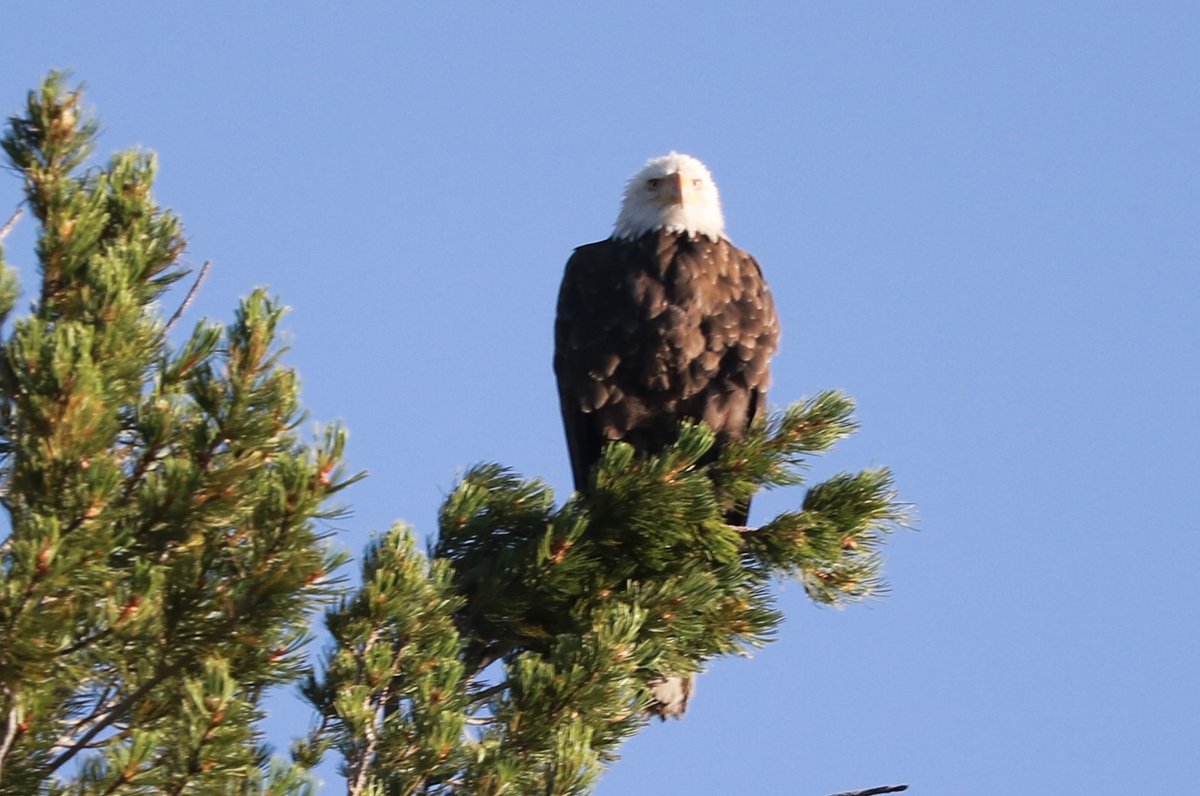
left=3, top=3, right=1197, bottom=794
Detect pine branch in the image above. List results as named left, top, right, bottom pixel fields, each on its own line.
left=97, top=772, right=129, bottom=796
left=43, top=670, right=171, bottom=775
left=468, top=680, right=511, bottom=705
left=346, top=727, right=377, bottom=796
left=464, top=716, right=498, bottom=726
left=473, top=647, right=502, bottom=676
left=0, top=205, right=21, bottom=241
left=48, top=687, right=121, bottom=751
left=163, top=259, right=211, bottom=333
left=316, top=400, right=906, bottom=792
left=345, top=629, right=383, bottom=796
left=0, top=704, right=20, bottom=784
left=0, top=73, right=352, bottom=794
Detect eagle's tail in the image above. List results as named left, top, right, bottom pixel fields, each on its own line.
left=647, top=675, right=694, bottom=719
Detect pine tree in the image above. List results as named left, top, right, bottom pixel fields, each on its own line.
left=1, top=76, right=908, bottom=795
left=302, top=402, right=904, bottom=795
left=0, top=75, right=357, bottom=794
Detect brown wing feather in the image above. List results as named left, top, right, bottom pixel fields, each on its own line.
left=554, top=231, right=779, bottom=506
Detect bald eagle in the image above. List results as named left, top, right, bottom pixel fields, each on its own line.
left=553, top=152, right=780, bottom=717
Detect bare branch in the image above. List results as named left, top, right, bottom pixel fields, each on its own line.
left=346, top=701, right=380, bottom=796
left=0, top=205, right=21, bottom=242
left=464, top=717, right=498, bottom=726
left=347, top=627, right=385, bottom=796
left=0, top=701, right=23, bottom=783
left=826, top=786, right=908, bottom=796
left=163, top=259, right=211, bottom=334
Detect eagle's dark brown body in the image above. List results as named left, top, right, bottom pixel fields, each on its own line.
left=554, top=229, right=779, bottom=523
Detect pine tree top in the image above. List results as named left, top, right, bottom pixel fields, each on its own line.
left=0, top=75, right=909, bottom=796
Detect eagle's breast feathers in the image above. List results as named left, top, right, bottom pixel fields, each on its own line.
left=554, top=230, right=779, bottom=490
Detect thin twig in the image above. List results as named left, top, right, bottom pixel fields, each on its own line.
left=0, top=206, right=21, bottom=243
left=826, top=786, right=908, bottom=796
left=54, top=627, right=114, bottom=658
left=468, top=680, right=510, bottom=705
left=163, top=260, right=211, bottom=334
left=43, top=671, right=170, bottom=775
left=48, top=686, right=121, bottom=751
left=468, top=642, right=509, bottom=679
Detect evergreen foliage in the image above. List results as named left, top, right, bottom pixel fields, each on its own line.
left=0, top=74, right=357, bottom=794
left=0, top=76, right=907, bottom=795
left=303, top=398, right=904, bottom=795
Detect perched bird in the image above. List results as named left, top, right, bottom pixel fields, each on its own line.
left=553, top=152, right=780, bottom=717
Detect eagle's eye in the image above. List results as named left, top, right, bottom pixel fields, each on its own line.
left=691, top=178, right=703, bottom=188
left=646, top=178, right=660, bottom=189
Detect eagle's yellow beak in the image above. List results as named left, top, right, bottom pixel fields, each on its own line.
left=663, top=172, right=688, bottom=207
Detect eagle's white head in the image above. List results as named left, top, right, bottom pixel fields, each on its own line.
left=613, top=152, right=726, bottom=242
